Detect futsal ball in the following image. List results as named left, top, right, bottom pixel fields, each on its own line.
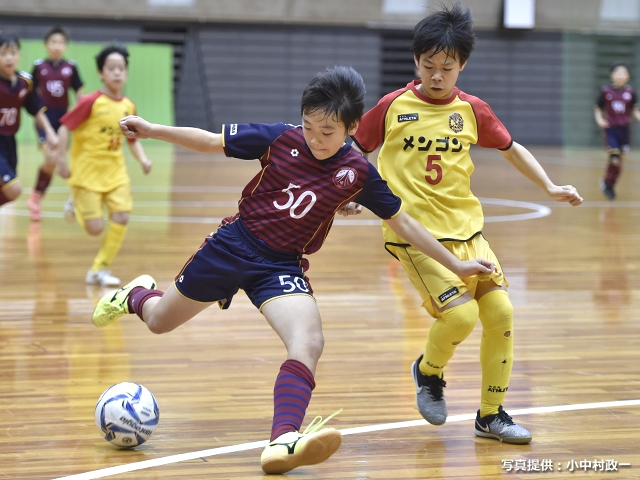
left=94, top=382, right=160, bottom=448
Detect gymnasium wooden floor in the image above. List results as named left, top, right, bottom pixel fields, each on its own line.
left=1, top=144, right=639, bottom=479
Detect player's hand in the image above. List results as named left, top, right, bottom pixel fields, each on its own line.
left=57, top=162, right=70, bottom=179
left=45, top=133, right=59, bottom=150
left=596, top=119, right=609, bottom=129
left=120, top=116, right=153, bottom=139
left=140, top=158, right=152, bottom=175
left=337, top=202, right=363, bottom=217
left=452, top=258, right=497, bottom=277
left=548, top=184, right=583, bottom=206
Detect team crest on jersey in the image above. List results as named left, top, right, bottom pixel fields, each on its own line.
left=62, top=66, right=72, bottom=76
left=333, top=167, right=358, bottom=188
left=449, top=112, right=464, bottom=133
left=19, top=88, right=27, bottom=98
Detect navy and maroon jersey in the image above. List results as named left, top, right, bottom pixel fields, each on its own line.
left=222, top=123, right=402, bottom=255
left=0, top=72, right=41, bottom=136
left=597, top=85, right=637, bottom=127
left=31, top=59, right=83, bottom=110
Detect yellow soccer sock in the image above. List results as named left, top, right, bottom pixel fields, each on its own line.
left=478, top=289, right=514, bottom=417
left=91, top=221, right=128, bottom=271
left=420, top=300, right=479, bottom=377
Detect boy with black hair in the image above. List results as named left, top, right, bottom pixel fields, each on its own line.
left=594, top=62, right=640, bottom=200
left=92, top=65, right=495, bottom=474
left=352, top=3, right=583, bottom=444
left=0, top=32, right=58, bottom=209
left=58, top=44, right=152, bottom=287
left=27, top=26, right=84, bottom=221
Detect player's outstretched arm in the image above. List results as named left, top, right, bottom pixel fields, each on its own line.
left=385, top=211, right=496, bottom=278
left=128, top=140, right=152, bottom=174
left=56, top=125, right=70, bottom=178
left=500, top=142, right=583, bottom=206
left=594, top=106, right=609, bottom=129
left=119, top=116, right=224, bottom=154
left=35, top=110, right=59, bottom=150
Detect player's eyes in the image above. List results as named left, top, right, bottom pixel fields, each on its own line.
left=443, top=68, right=453, bottom=72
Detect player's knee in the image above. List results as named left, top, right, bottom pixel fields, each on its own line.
left=2, top=182, right=22, bottom=201
left=306, top=331, right=325, bottom=361
left=441, top=300, right=479, bottom=344
left=609, top=154, right=621, bottom=166
left=110, top=211, right=129, bottom=225
left=84, top=223, right=103, bottom=236
left=478, top=290, right=513, bottom=333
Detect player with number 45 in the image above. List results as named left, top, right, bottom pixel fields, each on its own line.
left=92, top=66, right=496, bottom=475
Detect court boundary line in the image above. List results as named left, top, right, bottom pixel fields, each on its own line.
left=1, top=198, right=551, bottom=225
left=51, top=398, right=640, bottom=480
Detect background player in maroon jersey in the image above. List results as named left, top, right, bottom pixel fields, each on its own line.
left=27, top=26, right=84, bottom=220
left=594, top=62, right=640, bottom=200
left=0, top=33, right=58, bottom=209
left=91, top=66, right=495, bottom=474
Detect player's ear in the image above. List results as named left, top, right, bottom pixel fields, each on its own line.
left=347, top=121, right=359, bottom=137
left=414, top=55, right=420, bottom=69
left=459, top=60, right=467, bottom=71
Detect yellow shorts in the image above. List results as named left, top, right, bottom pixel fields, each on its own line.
left=394, top=233, right=507, bottom=318
left=71, top=184, right=132, bottom=221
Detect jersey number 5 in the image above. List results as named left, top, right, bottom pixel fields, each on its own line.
left=425, top=154, right=442, bottom=185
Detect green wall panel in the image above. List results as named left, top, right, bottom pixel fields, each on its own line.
left=16, top=40, right=174, bottom=142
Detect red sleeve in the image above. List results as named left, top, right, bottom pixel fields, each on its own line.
left=60, top=90, right=101, bottom=130
left=458, top=91, right=512, bottom=150
left=352, top=88, right=407, bottom=153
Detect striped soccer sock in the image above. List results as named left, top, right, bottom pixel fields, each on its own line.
left=270, top=359, right=315, bottom=441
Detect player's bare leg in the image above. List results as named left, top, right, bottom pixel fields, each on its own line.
left=260, top=296, right=342, bottom=474
left=28, top=143, right=58, bottom=221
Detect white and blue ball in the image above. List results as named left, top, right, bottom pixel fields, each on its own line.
left=94, top=382, right=160, bottom=447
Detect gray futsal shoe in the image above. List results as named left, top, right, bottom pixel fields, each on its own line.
left=474, top=406, right=532, bottom=444
left=411, top=355, right=447, bottom=425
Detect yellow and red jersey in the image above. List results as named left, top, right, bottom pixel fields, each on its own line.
left=353, top=80, right=512, bottom=246
left=61, top=90, right=136, bottom=192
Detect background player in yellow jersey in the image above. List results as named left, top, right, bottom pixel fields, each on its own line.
left=58, top=45, right=152, bottom=287
left=352, top=3, right=583, bottom=444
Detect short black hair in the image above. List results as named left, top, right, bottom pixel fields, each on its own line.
left=412, top=1, right=475, bottom=66
left=0, top=32, right=20, bottom=49
left=300, top=66, right=365, bottom=132
left=44, top=26, right=68, bottom=42
left=610, top=62, right=630, bottom=74
left=96, top=44, right=129, bottom=71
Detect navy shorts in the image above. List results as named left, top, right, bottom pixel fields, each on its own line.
left=174, top=217, right=313, bottom=310
left=0, top=135, right=18, bottom=187
left=36, top=107, right=66, bottom=141
left=605, top=126, right=630, bottom=154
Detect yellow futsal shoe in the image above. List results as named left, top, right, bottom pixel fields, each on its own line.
left=261, top=410, right=343, bottom=474
left=92, top=275, right=156, bottom=327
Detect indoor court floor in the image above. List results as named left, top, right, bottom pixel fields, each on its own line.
left=1, top=144, right=639, bottom=479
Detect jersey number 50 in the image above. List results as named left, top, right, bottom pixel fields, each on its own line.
left=425, top=154, right=443, bottom=185
left=273, top=185, right=317, bottom=219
